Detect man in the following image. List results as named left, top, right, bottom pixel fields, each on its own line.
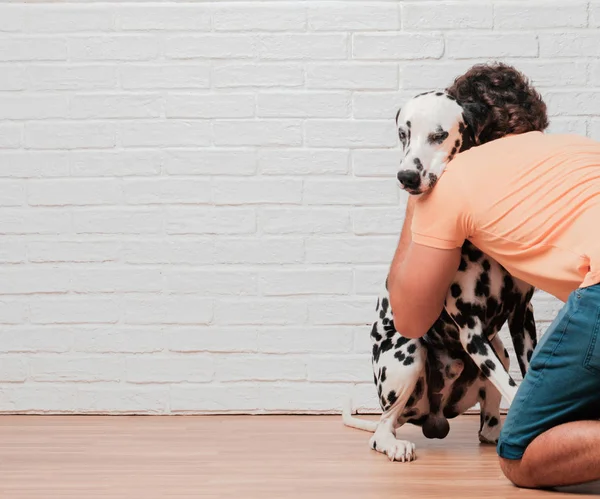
left=388, top=129, right=600, bottom=488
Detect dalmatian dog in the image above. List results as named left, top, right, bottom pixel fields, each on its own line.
left=343, top=91, right=538, bottom=462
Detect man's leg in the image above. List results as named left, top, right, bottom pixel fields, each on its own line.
left=497, top=284, right=600, bottom=488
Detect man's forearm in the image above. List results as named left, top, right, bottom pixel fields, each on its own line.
left=388, top=197, right=416, bottom=290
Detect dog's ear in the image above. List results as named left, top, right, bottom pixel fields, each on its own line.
left=461, top=102, right=487, bottom=144
left=395, top=107, right=401, bottom=123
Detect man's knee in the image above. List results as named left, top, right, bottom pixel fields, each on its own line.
left=499, top=456, right=536, bottom=489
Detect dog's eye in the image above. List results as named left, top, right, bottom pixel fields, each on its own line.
left=428, top=131, right=449, bottom=144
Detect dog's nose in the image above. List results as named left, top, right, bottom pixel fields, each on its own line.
left=397, top=170, right=421, bottom=190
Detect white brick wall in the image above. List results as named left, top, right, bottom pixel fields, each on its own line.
left=0, top=1, right=590, bottom=414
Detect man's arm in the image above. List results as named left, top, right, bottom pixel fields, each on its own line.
left=388, top=235, right=461, bottom=339
left=388, top=197, right=417, bottom=277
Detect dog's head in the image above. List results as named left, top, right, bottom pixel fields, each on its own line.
left=394, top=91, right=484, bottom=195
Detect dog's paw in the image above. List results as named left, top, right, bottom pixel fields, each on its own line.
left=370, top=434, right=416, bottom=462
left=478, top=426, right=501, bottom=445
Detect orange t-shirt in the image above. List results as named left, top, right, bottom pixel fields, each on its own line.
left=412, top=131, right=600, bottom=302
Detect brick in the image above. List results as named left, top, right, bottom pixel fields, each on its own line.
left=261, top=208, right=350, bottom=234
left=495, top=2, right=587, bottom=29
left=542, top=32, right=600, bottom=57
left=27, top=65, right=118, bottom=90
left=171, top=383, right=260, bottom=412
left=257, top=327, right=355, bottom=354
left=120, top=65, right=209, bottom=89
left=446, top=34, right=538, bottom=59
left=261, top=269, right=353, bottom=296
left=0, top=37, right=66, bottom=61
left=71, top=268, right=163, bottom=293
left=0, top=385, right=77, bottom=413
left=31, top=297, right=120, bottom=324
left=212, top=178, right=302, bottom=205
left=259, top=383, right=350, bottom=412
left=70, top=93, right=162, bottom=119
left=352, top=149, right=400, bottom=177
left=353, top=33, right=443, bottom=60
left=0, top=180, right=24, bottom=206
left=352, top=207, right=405, bottom=235
left=10, top=6, right=113, bottom=32
left=166, top=35, right=257, bottom=59
left=215, top=354, right=305, bottom=382
left=309, top=298, right=375, bottom=325
left=30, top=356, right=124, bottom=382
left=124, top=179, right=211, bottom=205
left=0, top=151, right=68, bottom=178
left=352, top=91, right=406, bottom=119
left=166, top=207, right=255, bottom=235
left=0, top=268, right=70, bottom=294
left=70, top=151, right=161, bottom=177
left=29, top=179, right=122, bottom=206
left=509, top=61, right=588, bottom=88
left=588, top=120, right=600, bottom=142
left=304, top=179, right=398, bottom=205
left=213, top=63, right=304, bottom=88
left=215, top=299, right=307, bottom=325
left=306, top=120, right=396, bottom=148
left=214, top=5, right=306, bottom=31
left=0, top=123, right=22, bottom=149
left=166, top=93, right=254, bottom=119
left=307, top=354, right=371, bottom=382
left=26, top=122, right=115, bottom=150
left=166, top=270, right=257, bottom=295
left=545, top=91, right=600, bottom=116
left=591, top=2, right=600, bottom=27
left=306, top=237, right=396, bottom=264
left=69, top=36, right=159, bottom=61
left=0, top=299, right=28, bottom=324
left=0, top=94, right=67, bottom=119
left=259, top=149, right=349, bottom=175
left=165, top=149, right=257, bottom=176
left=354, top=322, right=376, bottom=354
left=123, top=239, right=214, bottom=265
left=0, top=209, right=71, bottom=235
left=307, top=63, right=398, bottom=90
left=214, top=238, right=303, bottom=264
left=259, top=34, right=347, bottom=60
left=119, top=121, right=210, bottom=147
left=0, top=357, right=27, bottom=382
left=257, top=92, right=350, bottom=118
left=73, top=328, right=167, bottom=354
left=0, top=66, right=26, bottom=90
left=123, top=297, right=212, bottom=325
left=547, top=118, right=587, bottom=136
left=0, top=239, right=25, bottom=263
left=169, top=327, right=257, bottom=353
left=400, top=61, right=478, bottom=90
left=28, top=241, right=120, bottom=263
left=404, top=2, right=491, bottom=29
left=352, top=383, right=380, bottom=412
left=354, top=266, right=388, bottom=296
left=116, top=5, right=211, bottom=31
left=0, top=327, right=73, bottom=353
left=74, top=208, right=162, bottom=234
left=308, top=4, right=399, bottom=31
left=127, top=356, right=214, bottom=383
left=213, top=120, right=302, bottom=146
left=77, top=385, right=169, bottom=414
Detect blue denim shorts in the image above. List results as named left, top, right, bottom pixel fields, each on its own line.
left=497, top=283, right=600, bottom=460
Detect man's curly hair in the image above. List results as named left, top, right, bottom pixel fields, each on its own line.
left=446, top=62, right=549, bottom=145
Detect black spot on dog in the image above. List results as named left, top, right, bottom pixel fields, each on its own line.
left=381, top=297, right=389, bottom=315
left=428, top=173, right=438, bottom=185
left=407, top=343, right=416, bottom=354
left=509, top=378, right=517, bottom=387
left=380, top=366, right=387, bottom=383
left=488, top=416, right=499, bottom=427
left=455, top=139, right=460, bottom=148
left=375, top=298, right=380, bottom=311
left=395, top=108, right=401, bottom=122
left=370, top=322, right=382, bottom=342
left=475, top=271, right=490, bottom=297
left=435, top=92, right=443, bottom=96
left=505, top=348, right=510, bottom=359
left=450, top=146, right=457, bottom=156
left=482, top=260, right=491, bottom=271
left=479, top=388, right=486, bottom=400
left=464, top=244, right=483, bottom=262
left=385, top=276, right=388, bottom=290
left=403, top=409, right=417, bottom=418
left=407, top=120, right=412, bottom=128
left=527, top=349, right=533, bottom=362
left=395, top=336, right=410, bottom=349
left=458, top=257, right=468, bottom=272
left=447, top=94, right=456, bottom=101
left=484, top=359, right=496, bottom=371
left=394, top=351, right=406, bottom=362
left=458, top=122, right=466, bottom=134
left=403, top=356, right=414, bottom=366
left=480, top=362, right=491, bottom=377
left=466, top=335, right=489, bottom=356
left=414, top=158, right=423, bottom=171
left=450, top=283, right=462, bottom=298
left=387, top=390, right=398, bottom=406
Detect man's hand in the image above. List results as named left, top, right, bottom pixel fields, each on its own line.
left=388, top=242, right=461, bottom=339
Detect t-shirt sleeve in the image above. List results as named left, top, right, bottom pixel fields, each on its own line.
left=411, top=173, right=472, bottom=250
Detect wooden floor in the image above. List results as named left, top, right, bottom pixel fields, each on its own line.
left=0, top=415, right=598, bottom=498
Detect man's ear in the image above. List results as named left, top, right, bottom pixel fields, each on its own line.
left=461, top=102, right=488, bottom=144
left=395, top=107, right=401, bottom=123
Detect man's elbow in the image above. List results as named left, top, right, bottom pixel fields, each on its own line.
left=389, top=294, right=427, bottom=339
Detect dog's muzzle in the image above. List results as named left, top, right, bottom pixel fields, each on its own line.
left=397, top=170, right=421, bottom=191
